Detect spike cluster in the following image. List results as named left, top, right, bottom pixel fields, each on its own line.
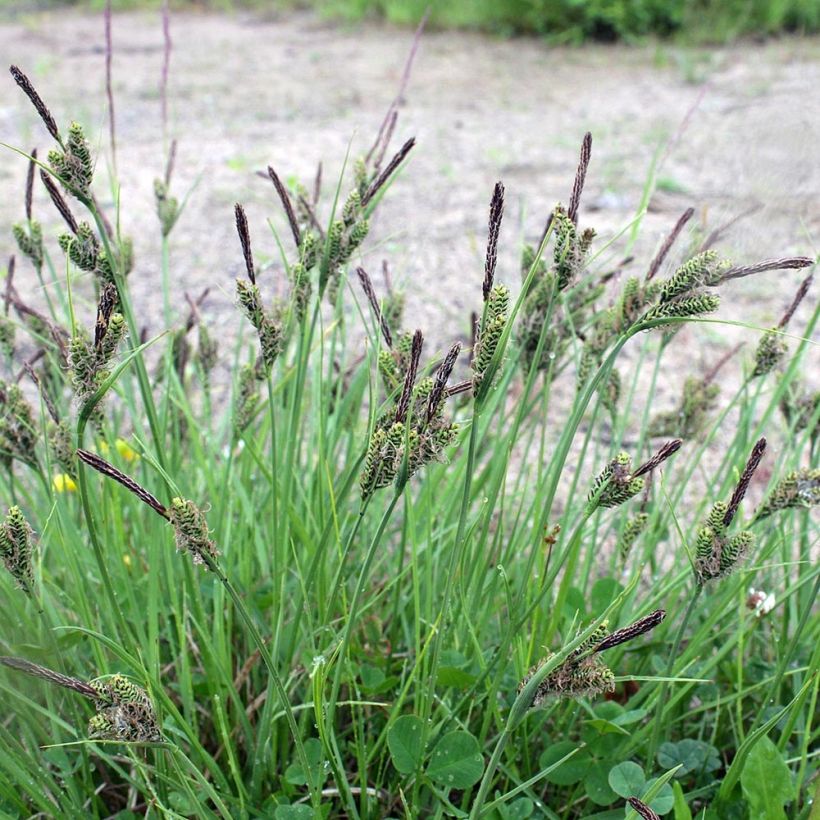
left=754, top=468, right=820, bottom=521
left=233, top=204, right=285, bottom=379
left=780, top=384, right=819, bottom=440
left=618, top=512, right=649, bottom=560
left=637, top=250, right=729, bottom=329
left=0, top=505, right=36, bottom=597
left=12, top=221, right=43, bottom=271
left=88, top=674, right=162, bottom=743
left=48, top=419, right=77, bottom=479
left=0, top=656, right=161, bottom=744
left=168, top=497, right=219, bottom=569
left=361, top=333, right=459, bottom=500
left=649, top=376, right=720, bottom=440
left=518, top=610, right=664, bottom=705
left=0, top=380, right=38, bottom=467
left=472, top=285, right=509, bottom=393
left=694, top=439, right=765, bottom=584
left=587, top=443, right=680, bottom=514
left=47, top=121, right=93, bottom=198
left=321, top=185, right=371, bottom=303
left=68, top=284, right=127, bottom=429
left=751, top=329, right=787, bottom=378
left=154, top=178, right=180, bottom=237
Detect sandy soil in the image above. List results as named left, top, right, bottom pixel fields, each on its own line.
left=0, top=9, right=817, bottom=400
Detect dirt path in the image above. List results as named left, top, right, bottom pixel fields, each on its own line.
left=1, top=10, right=817, bottom=385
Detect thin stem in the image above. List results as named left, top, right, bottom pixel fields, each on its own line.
left=647, top=584, right=702, bottom=764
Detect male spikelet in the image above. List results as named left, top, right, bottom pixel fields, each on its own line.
left=519, top=610, right=665, bottom=705
left=0, top=657, right=161, bottom=743
left=694, top=438, right=765, bottom=584
left=586, top=441, right=681, bottom=514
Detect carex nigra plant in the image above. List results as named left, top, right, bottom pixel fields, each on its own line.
left=1, top=40, right=818, bottom=820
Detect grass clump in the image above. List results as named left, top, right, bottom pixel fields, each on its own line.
left=0, top=49, right=817, bottom=820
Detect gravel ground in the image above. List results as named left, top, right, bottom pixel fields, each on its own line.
left=0, top=9, right=817, bottom=425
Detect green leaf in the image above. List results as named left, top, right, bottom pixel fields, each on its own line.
left=612, top=709, right=648, bottom=727
left=425, top=730, right=484, bottom=789
left=538, top=741, right=590, bottom=785
left=359, top=663, right=385, bottom=692
left=437, top=666, right=477, bottom=688
left=740, top=736, right=793, bottom=819
left=658, top=739, right=720, bottom=779
left=275, top=807, right=315, bottom=820
left=672, top=780, right=693, bottom=820
left=608, top=761, right=646, bottom=798
left=644, top=778, right=675, bottom=814
left=585, top=718, right=631, bottom=736
left=284, top=738, right=325, bottom=788
left=388, top=715, right=426, bottom=775
left=591, top=577, right=624, bottom=613
left=585, top=761, right=618, bottom=806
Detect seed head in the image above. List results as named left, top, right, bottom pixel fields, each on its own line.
left=13, top=222, right=43, bottom=270
left=154, top=178, right=180, bottom=237
left=88, top=674, right=161, bottom=743
left=168, top=497, right=219, bottom=569
left=0, top=505, right=36, bottom=596
left=754, top=468, right=820, bottom=521
left=751, top=328, right=787, bottom=378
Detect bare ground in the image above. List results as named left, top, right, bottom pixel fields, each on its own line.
left=0, top=9, right=817, bottom=417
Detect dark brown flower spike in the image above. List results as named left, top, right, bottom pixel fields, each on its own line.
left=0, top=656, right=98, bottom=699
left=395, top=329, right=422, bottom=424
left=40, top=170, right=78, bottom=234
left=94, top=282, right=118, bottom=350
left=267, top=165, right=301, bottom=248
left=483, top=182, right=505, bottom=301
left=724, top=437, right=766, bottom=527
left=427, top=342, right=461, bottom=423
left=627, top=797, right=660, bottom=820
left=234, top=203, right=255, bottom=284
left=25, top=148, right=37, bottom=222
left=445, top=379, right=473, bottom=398
left=633, top=439, right=683, bottom=478
left=9, top=65, right=61, bottom=143
left=77, top=449, right=169, bottom=520
left=362, top=137, right=415, bottom=208
left=646, top=207, right=694, bottom=282
left=595, top=609, right=666, bottom=652
left=720, top=256, right=814, bottom=282
left=779, top=274, right=813, bottom=328
left=567, top=131, right=592, bottom=226
left=356, top=267, right=392, bottom=348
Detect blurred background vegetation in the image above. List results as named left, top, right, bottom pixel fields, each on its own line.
left=2, top=0, right=819, bottom=42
